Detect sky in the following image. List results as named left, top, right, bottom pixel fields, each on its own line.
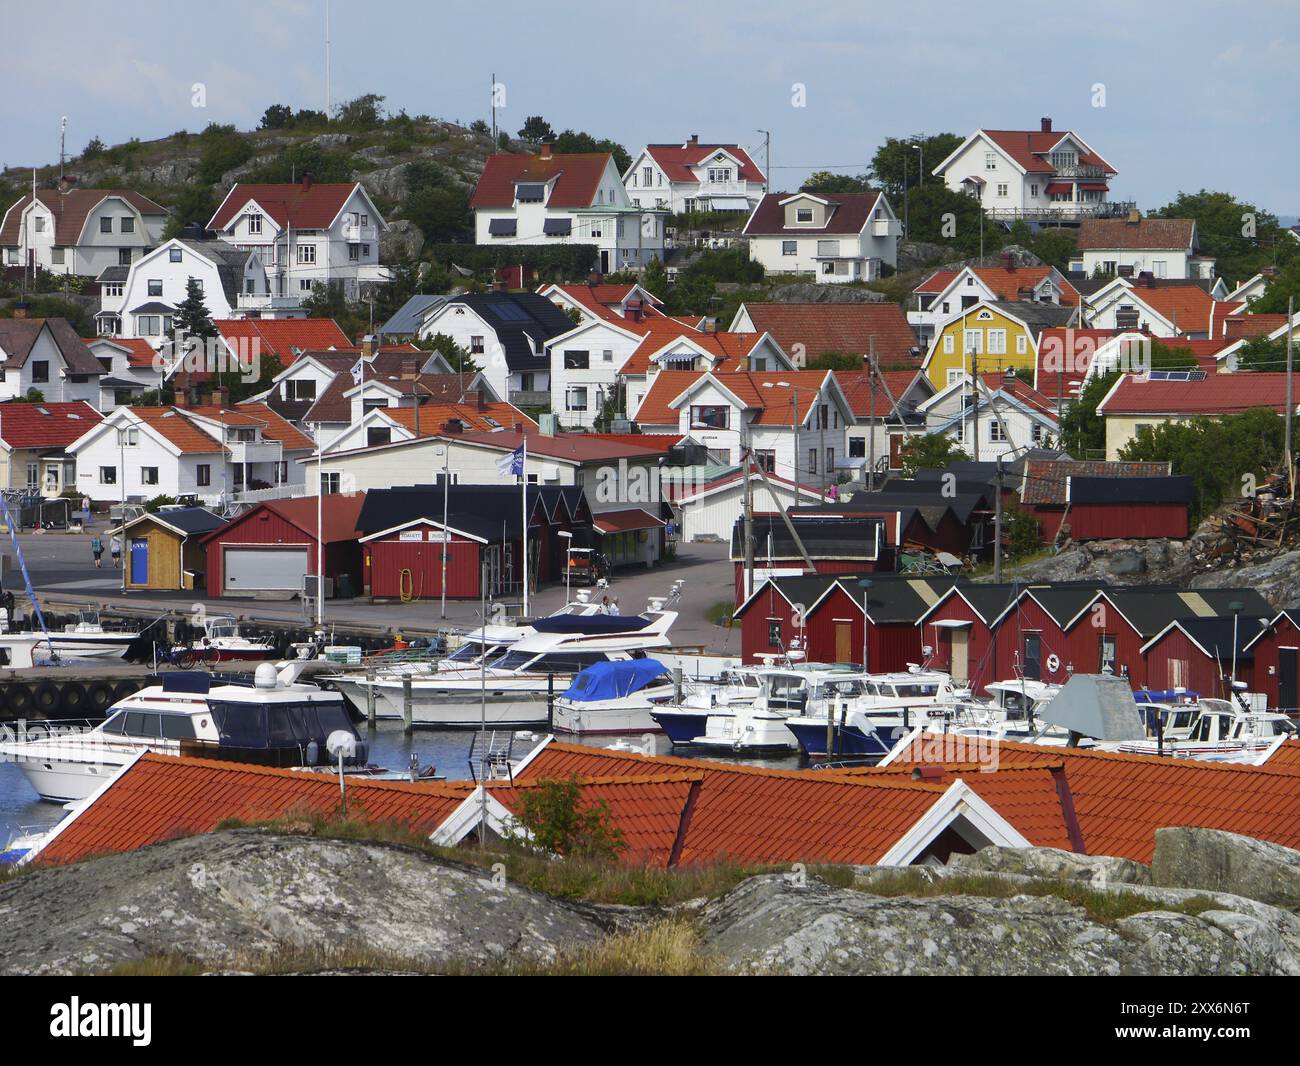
left=2, top=0, right=1297, bottom=217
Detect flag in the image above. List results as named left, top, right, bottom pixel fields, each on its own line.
left=496, top=443, right=525, bottom=477
left=350, top=359, right=365, bottom=385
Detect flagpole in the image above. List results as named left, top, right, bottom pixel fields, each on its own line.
left=521, top=437, right=528, bottom=617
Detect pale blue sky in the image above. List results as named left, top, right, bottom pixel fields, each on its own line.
left=2, top=0, right=1296, bottom=215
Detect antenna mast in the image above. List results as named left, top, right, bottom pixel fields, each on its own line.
left=59, top=116, right=67, bottom=181
left=491, top=71, right=497, bottom=144
left=325, top=0, right=332, bottom=117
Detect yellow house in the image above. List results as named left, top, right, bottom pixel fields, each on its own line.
left=922, top=300, right=1075, bottom=390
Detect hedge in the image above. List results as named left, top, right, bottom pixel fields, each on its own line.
left=425, top=243, right=600, bottom=280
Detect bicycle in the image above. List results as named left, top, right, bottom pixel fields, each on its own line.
left=152, top=641, right=200, bottom=670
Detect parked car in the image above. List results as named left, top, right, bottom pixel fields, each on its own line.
left=567, top=549, right=610, bottom=586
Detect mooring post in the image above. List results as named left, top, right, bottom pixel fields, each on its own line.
left=402, top=674, right=413, bottom=735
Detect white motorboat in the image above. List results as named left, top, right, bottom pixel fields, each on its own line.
left=552, top=659, right=677, bottom=735
left=172, top=615, right=277, bottom=663
left=1116, top=698, right=1296, bottom=758
left=0, top=662, right=366, bottom=803
left=0, top=607, right=138, bottom=662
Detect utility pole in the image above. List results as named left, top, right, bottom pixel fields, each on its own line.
left=1287, top=295, right=1295, bottom=496
left=993, top=455, right=1004, bottom=581
left=757, top=130, right=770, bottom=195
left=743, top=438, right=755, bottom=600
left=866, top=338, right=877, bottom=490
left=324, top=0, right=332, bottom=118
left=902, top=152, right=908, bottom=241
left=971, top=344, right=980, bottom=462
left=491, top=72, right=497, bottom=144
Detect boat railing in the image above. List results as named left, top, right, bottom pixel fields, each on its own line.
left=1, top=717, right=102, bottom=741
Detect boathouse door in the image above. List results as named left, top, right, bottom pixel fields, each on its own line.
left=834, top=621, right=852, bottom=663
left=130, top=538, right=149, bottom=585
left=1280, top=648, right=1298, bottom=713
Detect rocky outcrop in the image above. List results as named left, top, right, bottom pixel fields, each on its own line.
left=897, top=240, right=957, bottom=272
left=700, top=872, right=1300, bottom=975
left=380, top=219, right=425, bottom=263
left=768, top=283, right=887, bottom=304
left=988, top=538, right=1192, bottom=585
left=1152, top=828, right=1300, bottom=910
left=0, top=830, right=609, bottom=975
left=949, top=845, right=1150, bottom=885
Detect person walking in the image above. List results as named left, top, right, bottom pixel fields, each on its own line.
left=109, top=534, right=122, bottom=569
left=90, top=534, right=104, bottom=569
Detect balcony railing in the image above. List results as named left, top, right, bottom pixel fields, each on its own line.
left=985, top=200, right=1137, bottom=222
left=1051, top=163, right=1108, bottom=180
left=228, top=441, right=282, bottom=465
left=508, top=390, right=550, bottom=408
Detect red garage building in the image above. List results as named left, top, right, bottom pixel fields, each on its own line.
left=1244, top=610, right=1300, bottom=713
left=1065, top=475, right=1192, bottom=541
left=1140, top=616, right=1264, bottom=700
left=201, top=494, right=365, bottom=598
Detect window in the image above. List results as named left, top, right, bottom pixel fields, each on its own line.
left=148, top=280, right=162, bottom=297
left=51, top=247, right=65, bottom=265
left=470, top=336, right=485, bottom=354
left=119, top=427, right=139, bottom=447
left=1030, top=184, right=1039, bottom=198
left=297, top=242, right=316, bottom=264
left=285, top=379, right=316, bottom=402
left=963, top=329, right=983, bottom=354
left=781, top=240, right=797, bottom=255
left=169, top=247, right=182, bottom=262
left=826, top=447, right=834, bottom=471
left=321, top=471, right=341, bottom=494
left=196, top=464, right=211, bottom=487
left=563, top=350, right=589, bottom=370
left=1031, top=422, right=1045, bottom=444
left=987, top=329, right=1007, bottom=354
left=348, top=244, right=361, bottom=261
left=31, top=361, right=49, bottom=383
left=602, top=349, right=613, bottom=363
left=299, top=279, right=313, bottom=291
left=103, top=283, right=123, bottom=297
left=808, top=449, right=818, bottom=474
left=113, top=389, right=133, bottom=406
left=248, top=214, right=262, bottom=235
left=755, top=450, right=776, bottom=473
left=141, top=466, right=159, bottom=485
left=767, top=619, right=782, bottom=648
left=100, top=217, right=113, bottom=233
left=121, top=217, right=135, bottom=233
left=367, top=427, right=392, bottom=446
left=984, top=151, right=997, bottom=171
left=565, top=386, right=588, bottom=411
left=100, top=466, right=117, bottom=485
left=361, top=214, right=369, bottom=227
left=34, top=216, right=45, bottom=232
left=689, top=405, right=729, bottom=429
left=1152, top=260, right=1167, bottom=278
left=118, top=249, right=132, bottom=265
left=274, top=461, right=288, bottom=484
left=989, top=420, right=1005, bottom=443
left=848, top=437, right=865, bottom=458
left=137, top=316, right=160, bottom=336
left=996, top=183, right=1008, bottom=198
left=796, top=208, right=813, bottom=223
left=707, top=167, right=732, bottom=183
left=1016, top=335, right=1027, bottom=354
left=943, top=335, right=954, bottom=354
left=705, top=448, right=731, bottom=465
left=642, top=166, right=653, bottom=186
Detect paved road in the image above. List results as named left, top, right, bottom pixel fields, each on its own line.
left=4, top=530, right=744, bottom=652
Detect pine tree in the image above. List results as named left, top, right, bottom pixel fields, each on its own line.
left=173, top=277, right=217, bottom=341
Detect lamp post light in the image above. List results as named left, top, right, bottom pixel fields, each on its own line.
left=858, top=578, right=873, bottom=672
left=558, top=530, right=574, bottom=605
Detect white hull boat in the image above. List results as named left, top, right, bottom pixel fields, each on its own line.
left=552, top=660, right=676, bottom=736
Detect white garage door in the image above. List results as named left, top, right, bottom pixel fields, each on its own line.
left=224, top=547, right=310, bottom=592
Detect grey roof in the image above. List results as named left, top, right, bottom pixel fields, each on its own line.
left=129, top=301, right=175, bottom=314
left=99, top=377, right=147, bottom=388
left=448, top=293, right=578, bottom=374
left=379, top=294, right=450, bottom=337
left=96, top=265, right=130, bottom=283
left=126, top=506, right=225, bottom=536
left=986, top=301, right=1077, bottom=334
left=178, top=239, right=255, bottom=304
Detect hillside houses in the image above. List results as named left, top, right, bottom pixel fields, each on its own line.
left=471, top=147, right=666, bottom=272
left=1072, top=216, right=1214, bottom=280
left=743, top=190, right=901, bottom=282
left=0, top=186, right=167, bottom=276
left=623, top=136, right=767, bottom=214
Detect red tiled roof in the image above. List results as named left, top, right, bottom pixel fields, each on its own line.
left=1, top=188, right=167, bottom=247
left=620, top=329, right=765, bottom=376
left=515, top=742, right=946, bottom=867
left=439, top=428, right=666, bottom=464
left=738, top=303, right=920, bottom=364
left=380, top=401, right=536, bottom=436
left=592, top=507, right=664, bottom=534
left=1033, top=327, right=1134, bottom=396
left=249, top=493, right=366, bottom=544
left=1098, top=372, right=1297, bottom=416
left=36, top=753, right=470, bottom=867
left=0, top=400, right=102, bottom=448
left=1117, top=286, right=1235, bottom=337
left=471, top=152, right=611, bottom=209
left=128, top=407, right=225, bottom=454
left=633, top=369, right=831, bottom=427
left=742, top=191, right=884, bottom=236
left=215, top=318, right=352, bottom=361
left=835, top=369, right=926, bottom=418
left=208, top=182, right=362, bottom=232
left=1224, top=314, right=1288, bottom=341
left=1262, top=740, right=1300, bottom=770
left=865, top=736, right=1300, bottom=863
left=90, top=336, right=159, bottom=369
left=642, top=142, right=764, bottom=183
left=979, top=129, right=1115, bottom=176
left=577, top=433, right=683, bottom=454
left=215, top=401, right=316, bottom=451
left=1077, top=218, right=1196, bottom=251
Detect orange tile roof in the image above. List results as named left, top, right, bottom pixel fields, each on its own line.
left=835, top=369, right=927, bottom=418
left=88, top=336, right=159, bottom=369
left=0, top=400, right=102, bottom=449
left=617, top=323, right=737, bottom=374
left=488, top=773, right=700, bottom=867
left=208, top=182, right=362, bottom=231
left=471, top=152, right=611, bottom=209
left=129, top=407, right=225, bottom=454
left=515, top=742, right=946, bottom=866
left=215, top=318, right=353, bottom=361
left=633, top=368, right=831, bottom=427
left=380, top=401, right=537, bottom=436
left=1224, top=314, right=1289, bottom=340
left=862, top=736, right=1300, bottom=863
left=36, top=753, right=471, bottom=867
left=737, top=303, right=921, bottom=364
left=230, top=402, right=316, bottom=450
left=915, top=266, right=1079, bottom=307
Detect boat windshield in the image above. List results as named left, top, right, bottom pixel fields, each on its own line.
left=489, top=649, right=612, bottom=674
left=100, top=709, right=197, bottom=740
left=447, top=642, right=490, bottom=663
left=210, top=698, right=355, bottom=748
left=815, top=678, right=866, bottom=699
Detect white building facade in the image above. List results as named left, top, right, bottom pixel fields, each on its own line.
left=743, top=191, right=901, bottom=283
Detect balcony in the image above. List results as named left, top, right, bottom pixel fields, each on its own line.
left=227, top=441, right=281, bottom=465
left=340, top=222, right=378, bottom=242
left=1051, top=163, right=1108, bottom=180
left=985, top=200, right=1137, bottom=223
left=871, top=218, right=903, bottom=238
left=508, top=390, right=550, bottom=408
left=235, top=293, right=306, bottom=314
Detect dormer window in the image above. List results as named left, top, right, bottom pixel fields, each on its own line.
left=515, top=183, right=544, bottom=203
left=796, top=208, right=813, bottom=223
left=33, top=216, right=45, bottom=232
left=248, top=213, right=262, bottom=235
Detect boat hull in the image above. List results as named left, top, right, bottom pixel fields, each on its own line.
left=375, top=686, right=554, bottom=729
left=786, top=719, right=893, bottom=759
left=9, top=751, right=132, bottom=803
left=552, top=700, right=666, bottom=736
left=650, top=708, right=716, bottom=745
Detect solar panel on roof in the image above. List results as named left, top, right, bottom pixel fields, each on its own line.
left=1146, top=370, right=1207, bottom=381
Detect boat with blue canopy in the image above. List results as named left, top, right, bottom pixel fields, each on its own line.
left=552, top=659, right=676, bottom=736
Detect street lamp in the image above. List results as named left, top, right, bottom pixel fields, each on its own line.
left=911, top=143, right=923, bottom=189
left=858, top=578, right=873, bottom=672
left=1229, top=600, right=1244, bottom=690
left=558, top=530, right=574, bottom=605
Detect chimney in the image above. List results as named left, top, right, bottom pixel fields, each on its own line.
left=1040, top=117, right=1052, bottom=133
left=301, top=172, right=313, bottom=191
left=442, top=419, right=463, bottom=434
left=539, top=142, right=552, bottom=159
left=361, top=334, right=378, bottom=357
left=174, top=389, right=189, bottom=409
left=688, top=133, right=699, bottom=147
left=1127, top=208, right=1141, bottom=224
left=57, top=175, right=77, bottom=195
left=400, top=358, right=417, bottom=381
left=1000, top=250, right=1014, bottom=271
left=12, top=302, right=30, bottom=319
left=213, top=385, right=229, bottom=408
left=476, top=388, right=487, bottom=411
left=587, top=271, right=603, bottom=286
